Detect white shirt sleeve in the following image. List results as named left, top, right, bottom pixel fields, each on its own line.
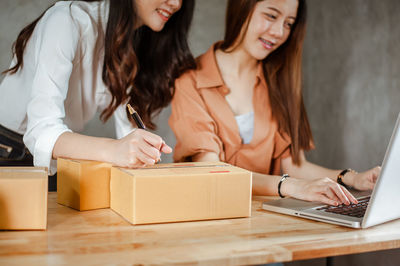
left=113, top=103, right=136, bottom=139
left=23, top=5, right=82, bottom=175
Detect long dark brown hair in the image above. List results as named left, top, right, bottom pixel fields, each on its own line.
left=220, top=0, right=312, bottom=165
left=3, top=0, right=196, bottom=129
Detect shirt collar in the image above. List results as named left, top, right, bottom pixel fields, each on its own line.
left=255, top=61, right=266, bottom=88
left=195, top=42, right=225, bottom=89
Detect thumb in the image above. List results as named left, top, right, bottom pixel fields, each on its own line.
left=365, top=180, right=375, bottom=190
left=372, top=166, right=381, bottom=182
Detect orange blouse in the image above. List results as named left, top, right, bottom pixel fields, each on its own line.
left=169, top=44, right=292, bottom=175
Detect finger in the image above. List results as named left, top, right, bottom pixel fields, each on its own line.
left=134, top=150, right=156, bottom=166
left=160, top=142, right=173, bottom=154
left=340, top=186, right=358, bottom=204
left=320, top=186, right=342, bottom=204
left=322, top=181, right=350, bottom=205
left=315, top=194, right=339, bottom=206
left=127, top=155, right=146, bottom=168
left=364, top=180, right=376, bottom=190
left=140, top=131, right=164, bottom=150
left=139, top=142, right=161, bottom=161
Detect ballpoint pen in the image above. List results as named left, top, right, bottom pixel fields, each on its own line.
left=127, top=103, right=162, bottom=162
left=127, top=103, right=146, bottom=129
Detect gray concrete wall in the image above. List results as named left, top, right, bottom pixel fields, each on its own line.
left=303, top=0, right=400, bottom=173
left=0, top=1, right=399, bottom=265
left=0, top=0, right=58, bottom=70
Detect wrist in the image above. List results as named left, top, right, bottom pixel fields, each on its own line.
left=279, top=175, right=297, bottom=198
left=278, top=174, right=289, bottom=198
left=337, top=168, right=358, bottom=187
left=345, top=171, right=357, bottom=187
left=101, top=138, right=118, bottom=164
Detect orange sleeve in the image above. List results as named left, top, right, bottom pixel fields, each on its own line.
left=169, top=72, right=224, bottom=162
left=273, top=131, right=316, bottom=160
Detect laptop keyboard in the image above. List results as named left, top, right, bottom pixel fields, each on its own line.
left=315, top=196, right=370, bottom=218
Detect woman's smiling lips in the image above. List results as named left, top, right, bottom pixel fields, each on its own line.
left=156, top=8, right=172, bottom=21
left=259, top=37, right=276, bottom=50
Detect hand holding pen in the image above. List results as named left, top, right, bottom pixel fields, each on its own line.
left=125, top=104, right=171, bottom=162
left=105, top=104, right=172, bottom=168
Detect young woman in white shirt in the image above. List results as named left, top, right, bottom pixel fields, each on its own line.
left=0, top=0, right=196, bottom=181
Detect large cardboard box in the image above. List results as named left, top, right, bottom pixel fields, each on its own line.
left=0, top=167, right=48, bottom=230
left=57, top=158, right=111, bottom=211
left=110, top=162, right=252, bottom=225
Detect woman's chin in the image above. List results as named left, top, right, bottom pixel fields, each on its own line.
left=148, top=22, right=167, bottom=32
left=251, top=51, right=270, bottom=61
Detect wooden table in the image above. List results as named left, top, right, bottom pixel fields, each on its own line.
left=0, top=193, right=399, bottom=265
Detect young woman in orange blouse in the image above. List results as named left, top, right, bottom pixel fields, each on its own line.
left=169, top=0, right=380, bottom=206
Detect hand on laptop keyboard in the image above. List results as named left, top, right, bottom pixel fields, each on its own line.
left=282, top=177, right=358, bottom=206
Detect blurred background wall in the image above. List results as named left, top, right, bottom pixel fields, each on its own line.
left=0, top=0, right=399, bottom=265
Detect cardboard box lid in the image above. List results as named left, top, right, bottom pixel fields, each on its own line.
left=0, top=167, right=47, bottom=179
left=115, top=162, right=250, bottom=177
left=58, top=158, right=111, bottom=166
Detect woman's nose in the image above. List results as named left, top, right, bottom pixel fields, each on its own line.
left=268, top=21, right=284, bottom=39
left=166, top=0, right=182, bottom=10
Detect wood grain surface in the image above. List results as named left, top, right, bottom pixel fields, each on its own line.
left=0, top=193, right=399, bottom=265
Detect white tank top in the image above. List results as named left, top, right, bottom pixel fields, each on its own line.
left=234, top=112, right=254, bottom=144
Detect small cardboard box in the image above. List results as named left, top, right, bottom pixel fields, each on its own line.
left=110, top=162, right=252, bottom=225
left=0, top=167, right=48, bottom=230
left=57, top=158, right=111, bottom=211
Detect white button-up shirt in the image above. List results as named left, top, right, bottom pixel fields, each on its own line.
left=0, top=0, right=134, bottom=174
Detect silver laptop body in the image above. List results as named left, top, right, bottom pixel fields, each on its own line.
left=262, top=113, right=400, bottom=229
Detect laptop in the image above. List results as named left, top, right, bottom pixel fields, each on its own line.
left=262, top=113, right=400, bottom=228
